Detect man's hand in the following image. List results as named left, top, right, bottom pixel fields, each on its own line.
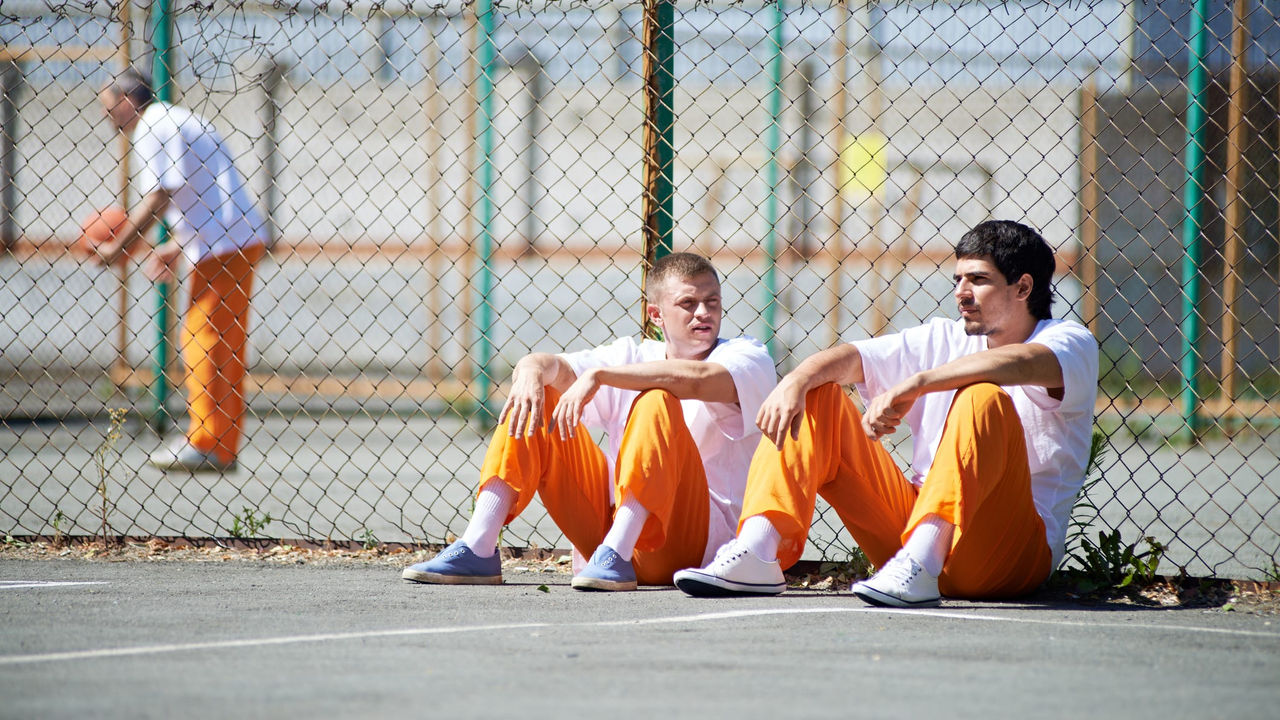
left=755, top=375, right=807, bottom=448
left=550, top=369, right=601, bottom=440
left=142, top=242, right=183, bottom=283
left=861, top=376, right=922, bottom=440
left=499, top=363, right=548, bottom=439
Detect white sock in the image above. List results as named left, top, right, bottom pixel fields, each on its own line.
left=602, top=494, right=649, bottom=561
left=738, top=514, right=781, bottom=562
left=902, top=514, right=954, bottom=577
left=459, top=480, right=516, bottom=558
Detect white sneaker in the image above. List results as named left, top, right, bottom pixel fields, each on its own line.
left=851, top=554, right=941, bottom=608
left=673, top=539, right=785, bottom=597
left=148, top=439, right=237, bottom=473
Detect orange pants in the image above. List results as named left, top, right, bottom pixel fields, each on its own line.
left=739, top=382, right=1051, bottom=599
left=478, top=387, right=710, bottom=585
left=182, top=245, right=264, bottom=464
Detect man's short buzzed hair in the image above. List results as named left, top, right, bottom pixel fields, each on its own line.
left=647, top=252, right=718, bottom=302
left=955, top=220, right=1056, bottom=320
left=105, top=67, right=154, bottom=109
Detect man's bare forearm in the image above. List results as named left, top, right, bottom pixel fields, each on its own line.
left=907, top=342, right=1063, bottom=397
left=591, top=360, right=738, bottom=404
left=782, top=344, right=864, bottom=393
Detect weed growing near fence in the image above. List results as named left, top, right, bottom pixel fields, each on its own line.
left=228, top=507, right=273, bottom=540
left=1059, top=427, right=1167, bottom=593
left=92, top=409, right=127, bottom=545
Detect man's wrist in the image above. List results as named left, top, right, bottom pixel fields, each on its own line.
left=515, top=357, right=544, bottom=384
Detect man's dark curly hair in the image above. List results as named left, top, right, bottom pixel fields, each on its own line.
left=955, top=220, right=1056, bottom=320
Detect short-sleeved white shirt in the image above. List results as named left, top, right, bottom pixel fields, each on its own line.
left=132, top=102, right=266, bottom=264
left=852, top=317, right=1099, bottom=566
left=560, top=336, right=776, bottom=563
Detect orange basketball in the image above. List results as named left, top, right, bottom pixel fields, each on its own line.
left=77, top=206, right=131, bottom=263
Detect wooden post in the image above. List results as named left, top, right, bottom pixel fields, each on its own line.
left=0, top=61, right=19, bottom=251
left=696, top=159, right=726, bottom=255
left=518, top=52, right=546, bottom=258
left=827, top=0, right=851, bottom=346
left=1079, top=75, right=1101, bottom=336
left=455, top=7, right=479, bottom=390
left=422, top=15, right=446, bottom=382
left=872, top=170, right=924, bottom=327
left=1221, top=0, right=1250, bottom=408
left=113, top=0, right=134, bottom=387
left=259, top=58, right=285, bottom=248
left=860, top=3, right=888, bottom=337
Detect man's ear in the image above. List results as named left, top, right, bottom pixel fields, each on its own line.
left=1014, top=273, right=1033, bottom=301
left=646, top=302, right=663, bottom=328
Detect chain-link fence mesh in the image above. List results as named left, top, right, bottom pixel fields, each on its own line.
left=1, top=0, right=1277, bottom=579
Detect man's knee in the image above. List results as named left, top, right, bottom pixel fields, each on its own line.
left=804, top=382, right=845, bottom=406
left=629, top=388, right=683, bottom=421
left=950, top=383, right=1019, bottom=424
left=957, top=381, right=1013, bottom=409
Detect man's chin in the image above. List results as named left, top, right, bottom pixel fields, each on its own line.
left=962, top=319, right=986, bottom=336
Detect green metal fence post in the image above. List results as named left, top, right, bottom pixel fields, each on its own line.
left=474, top=0, right=498, bottom=421
left=761, top=0, right=785, bottom=357
left=1179, top=0, right=1210, bottom=440
left=149, top=0, right=174, bottom=432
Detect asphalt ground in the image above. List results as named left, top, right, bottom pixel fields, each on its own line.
left=1, top=556, right=1277, bottom=719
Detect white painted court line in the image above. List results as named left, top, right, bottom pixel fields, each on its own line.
left=597, top=606, right=1280, bottom=640
left=0, top=606, right=1274, bottom=667
left=0, top=581, right=109, bottom=590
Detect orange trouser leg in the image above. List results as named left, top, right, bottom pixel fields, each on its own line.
left=739, top=383, right=917, bottom=571
left=911, top=383, right=1052, bottom=599
left=183, top=245, right=263, bottom=463
left=615, top=390, right=709, bottom=586
left=478, top=387, right=614, bottom=557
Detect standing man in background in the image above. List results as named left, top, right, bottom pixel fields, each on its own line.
left=93, top=67, right=267, bottom=472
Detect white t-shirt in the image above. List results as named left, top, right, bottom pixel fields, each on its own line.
left=560, top=336, right=776, bottom=563
left=133, top=102, right=266, bottom=264
left=852, top=317, right=1099, bottom=567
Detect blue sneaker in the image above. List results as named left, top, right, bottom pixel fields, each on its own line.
left=571, top=545, right=637, bottom=591
left=401, top=540, right=502, bottom=585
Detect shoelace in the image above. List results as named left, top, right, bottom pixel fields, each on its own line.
left=708, top=541, right=748, bottom=570
left=876, top=556, right=920, bottom=586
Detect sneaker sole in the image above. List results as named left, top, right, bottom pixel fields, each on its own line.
left=570, top=576, right=638, bottom=592
left=148, top=461, right=238, bottom=473
left=674, top=572, right=784, bottom=598
left=851, top=585, right=941, bottom=608
left=401, top=568, right=502, bottom=585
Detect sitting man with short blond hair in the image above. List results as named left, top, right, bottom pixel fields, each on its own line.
left=403, top=253, right=776, bottom=590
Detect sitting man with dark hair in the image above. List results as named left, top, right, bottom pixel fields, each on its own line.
left=403, top=252, right=776, bottom=591
left=675, top=220, right=1099, bottom=606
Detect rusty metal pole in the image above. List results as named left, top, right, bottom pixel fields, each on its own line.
left=422, top=14, right=446, bottom=383
left=1221, top=0, right=1250, bottom=408
left=113, top=0, right=134, bottom=389
left=455, top=7, right=480, bottom=392
left=1079, top=75, right=1101, bottom=336
left=826, top=0, right=851, bottom=347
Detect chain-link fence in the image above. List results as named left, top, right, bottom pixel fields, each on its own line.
left=1, top=0, right=1277, bottom=580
